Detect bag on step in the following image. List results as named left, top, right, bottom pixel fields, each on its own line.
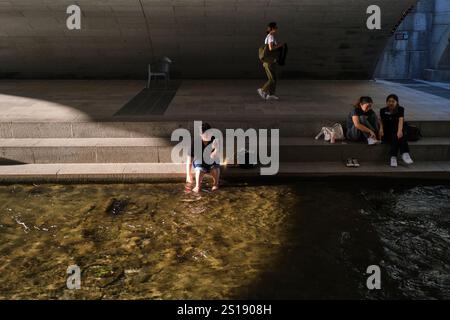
left=315, top=123, right=345, bottom=143
left=405, top=123, right=423, bottom=142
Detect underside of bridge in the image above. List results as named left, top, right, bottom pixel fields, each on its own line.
left=0, top=0, right=417, bottom=79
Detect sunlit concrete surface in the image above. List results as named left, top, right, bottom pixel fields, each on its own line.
left=0, top=79, right=449, bottom=122
left=1, top=79, right=449, bottom=181
left=2, top=162, right=450, bottom=183
left=0, top=80, right=143, bottom=121
left=0, top=0, right=417, bottom=79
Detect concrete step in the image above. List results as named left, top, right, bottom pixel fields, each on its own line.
left=1, top=137, right=449, bottom=164
left=280, top=137, right=450, bottom=162
left=1, top=161, right=450, bottom=183
left=0, top=138, right=174, bottom=164
left=1, top=120, right=450, bottom=139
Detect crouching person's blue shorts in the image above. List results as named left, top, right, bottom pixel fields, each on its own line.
left=192, top=159, right=220, bottom=173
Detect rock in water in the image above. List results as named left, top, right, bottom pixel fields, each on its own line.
left=105, top=198, right=129, bottom=216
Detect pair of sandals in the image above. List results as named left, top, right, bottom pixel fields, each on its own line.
left=346, top=158, right=360, bottom=168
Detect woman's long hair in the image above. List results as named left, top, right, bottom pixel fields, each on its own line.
left=353, top=96, right=373, bottom=109
left=386, top=94, right=401, bottom=113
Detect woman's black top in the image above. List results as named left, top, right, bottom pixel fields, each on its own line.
left=380, top=106, right=405, bottom=136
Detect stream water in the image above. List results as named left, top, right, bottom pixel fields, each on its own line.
left=0, top=179, right=449, bottom=299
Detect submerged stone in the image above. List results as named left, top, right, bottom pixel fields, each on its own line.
left=105, top=198, right=129, bottom=216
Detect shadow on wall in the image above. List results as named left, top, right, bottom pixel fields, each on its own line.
left=439, top=44, right=450, bottom=68
left=0, top=0, right=419, bottom=79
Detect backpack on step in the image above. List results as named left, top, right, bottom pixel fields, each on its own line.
left=405, top=123, right=423, bottom=142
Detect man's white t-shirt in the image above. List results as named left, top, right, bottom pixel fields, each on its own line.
left=265, top=34, right=277, bottom=46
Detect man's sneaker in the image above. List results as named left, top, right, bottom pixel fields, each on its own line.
left=401, top=153, right=414, bottom=165
left=390, top=157, right=398, bottom=167
left=257, top=88, right=267, bottom=100
left=367, top=137, right=380, bottom=146
left=266, top=95, right=280, bottom=100
left=352, top=158, right=360, bottom=167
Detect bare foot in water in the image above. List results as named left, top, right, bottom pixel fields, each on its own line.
left=212, top=185, right=219, bottom=192
left=192, top=186, right=201, bottom=193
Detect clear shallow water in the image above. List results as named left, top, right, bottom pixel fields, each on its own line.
left=0, top=179, right=449, bottom=299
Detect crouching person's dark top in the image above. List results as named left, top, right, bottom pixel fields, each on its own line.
left=346, top=107, right=377, bottom=132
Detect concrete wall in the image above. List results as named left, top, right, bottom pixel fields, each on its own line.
left=431, top=0, right=450, bottom=69
left=375, top=0, right=450, bottom=80
left=0, top=0, right=417, bottom=79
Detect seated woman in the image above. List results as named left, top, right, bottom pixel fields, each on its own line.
left=379, top=94, right=414, bottom=167
left=186, top=122, right=220, bottom=193
left=346, top=96, right=382, bottom=145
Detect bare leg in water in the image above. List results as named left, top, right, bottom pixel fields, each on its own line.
left=186, top=156, right=193, bottom=184
left=193, top=169, right=204, bottom=193
left=210, top=167, right=220, bottom=191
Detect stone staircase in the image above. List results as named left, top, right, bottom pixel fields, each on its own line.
left=1, top=120, right=450, bottom=182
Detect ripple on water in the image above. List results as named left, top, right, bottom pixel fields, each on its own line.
left=363, top=184, right=450, bottom=299
left=0, top=183, right=295, bottom=299
left=0, top=181, right=449, bottom=299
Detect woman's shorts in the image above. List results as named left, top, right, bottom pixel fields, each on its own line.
left=192, top=159, right=220, bottom=173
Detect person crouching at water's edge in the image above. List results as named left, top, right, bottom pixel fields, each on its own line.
left=258, top=22, right=284, bottom=101
left=346, top=96, right=382, bottom=146
left=186, top=122, right=220, bottom=193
